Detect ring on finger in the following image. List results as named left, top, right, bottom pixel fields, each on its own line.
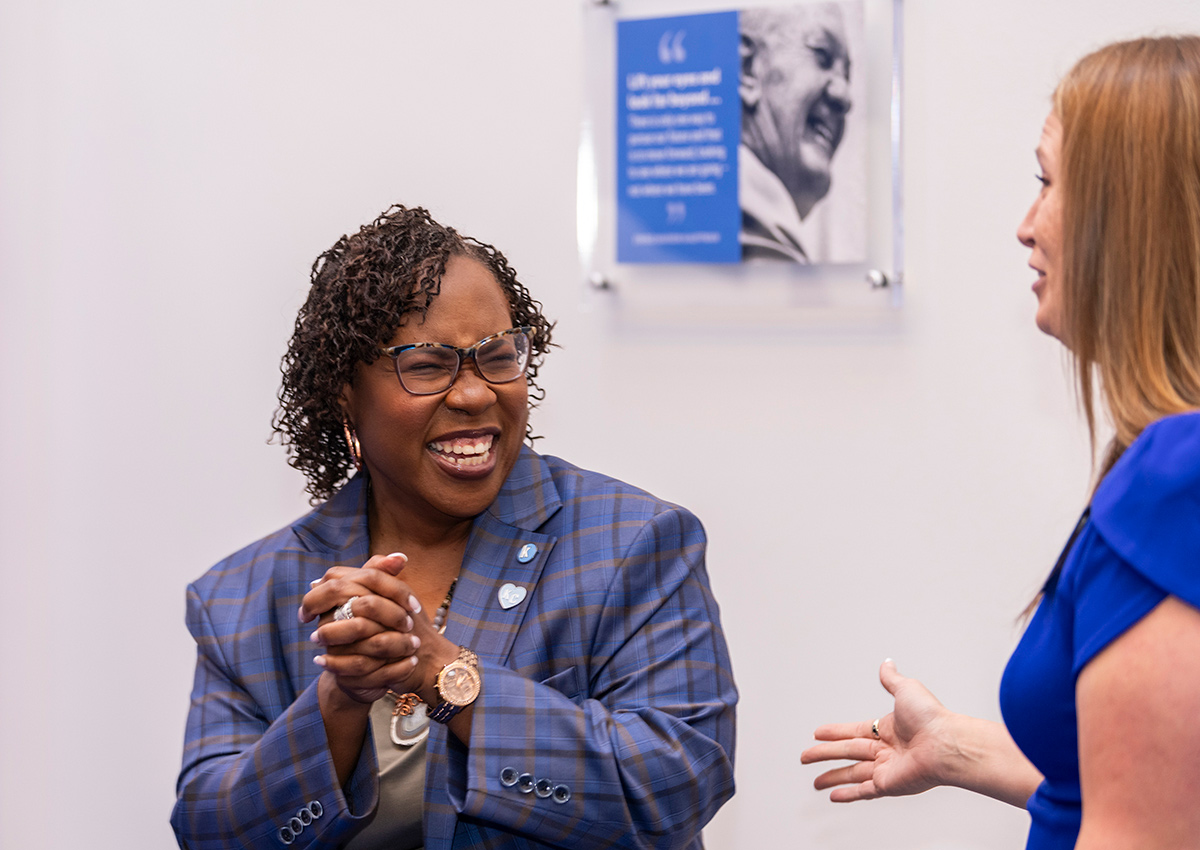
left=334, top=596, right=359, bottom=621
left=871, top=718, right=881, bottom=739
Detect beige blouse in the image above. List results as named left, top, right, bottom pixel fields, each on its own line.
left=344, top=696, right=428, bottom=850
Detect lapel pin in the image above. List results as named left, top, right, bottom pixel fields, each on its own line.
left=498, top=583, right=527, bottom=610
left=517, top=543, right=538, bottom=563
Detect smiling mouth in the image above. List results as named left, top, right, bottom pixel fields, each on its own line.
left=805, top=106, right=843, bottom=156
left=427, top=434, right=495, bottom=469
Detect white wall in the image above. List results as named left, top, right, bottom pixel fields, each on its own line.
left=2, top=2, right=1198, bottom=848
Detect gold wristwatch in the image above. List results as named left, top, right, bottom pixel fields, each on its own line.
left=428, top=646, right=481, bottom=723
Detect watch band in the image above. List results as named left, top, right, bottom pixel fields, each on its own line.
left=427, top=695, right=463, bottom=724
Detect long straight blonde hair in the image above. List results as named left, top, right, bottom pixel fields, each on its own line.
left=1055, top=36, right=1200, bottom=476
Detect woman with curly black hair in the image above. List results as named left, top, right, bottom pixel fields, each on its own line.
left=172, top=205, right=737, bottom=850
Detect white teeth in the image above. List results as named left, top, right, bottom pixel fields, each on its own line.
left=806, top=110, right=839, bottom=150
left=438, top=451, right=489, bottom=467
left=428, top=435, right=494, bottom=465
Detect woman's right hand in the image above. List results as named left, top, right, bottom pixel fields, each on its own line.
left=800, top=660, right=955, bottom=801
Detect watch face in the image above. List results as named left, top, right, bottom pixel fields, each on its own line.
left=440, top=661, right=482, bottom=706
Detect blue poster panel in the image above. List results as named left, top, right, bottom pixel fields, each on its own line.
left=615, top=3, right=869, bottom=267
left=616, top=12, right=741, bottom=264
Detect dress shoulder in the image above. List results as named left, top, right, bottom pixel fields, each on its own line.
left=1090, top=411, right=1200, bottom=609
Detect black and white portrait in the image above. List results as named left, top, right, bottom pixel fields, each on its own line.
left=739, top=1, right=867, bottom=264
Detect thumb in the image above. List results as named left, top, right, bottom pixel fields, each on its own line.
left=879, top=658, right=904, bottom=696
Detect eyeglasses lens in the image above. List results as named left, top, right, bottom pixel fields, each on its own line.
left=475, top=333, right=530, bottom=383
left=394, top=331, right=530, bottom=394
left=394, top=348, right=458, bottom=394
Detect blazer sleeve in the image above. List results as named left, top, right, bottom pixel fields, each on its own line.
left=171, top=583, right=379, bottom=850
left=443, top=506, right=737, bottom=849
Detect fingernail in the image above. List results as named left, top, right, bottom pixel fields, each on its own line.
left=314, top=655, right=327, bottom=667
left=387, top=551, right=405, bottom=559
left=884, top=657, right=894, bottom=664
left=404, top=616, right=413, bottom=631
left=310, top=578, right=323, bottom=587
left=408, top=595, right=421, bottom=613
left=411, top=636, right=421, bottom=650
left=410, top=657, right=419, bottom=667
left=298, top=606, right=310, bottom=623
left=310, top=631, right=321, bottom=644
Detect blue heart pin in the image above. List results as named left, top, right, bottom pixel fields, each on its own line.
left=498, top=583, right=527, bottom=610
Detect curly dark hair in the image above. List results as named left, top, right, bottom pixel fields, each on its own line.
left=271, top=204, right=555, bottom=503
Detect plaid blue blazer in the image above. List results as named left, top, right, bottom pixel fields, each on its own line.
left=172, top=447, right=737, bottom=849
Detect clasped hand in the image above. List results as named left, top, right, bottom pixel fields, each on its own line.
left=298, top=553, right=443, bottom=704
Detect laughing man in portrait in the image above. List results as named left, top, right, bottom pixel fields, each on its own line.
left=739, top=4, right=853, bottom=263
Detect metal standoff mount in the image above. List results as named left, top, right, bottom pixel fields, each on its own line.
left=588, top=272, right=613, bottom=291
left=866, top=269, right=890, bottom=289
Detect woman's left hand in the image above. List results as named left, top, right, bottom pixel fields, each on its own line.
left=801, top=660, right=954, bottom=801
left=801, top=660, right=1042, bottom=808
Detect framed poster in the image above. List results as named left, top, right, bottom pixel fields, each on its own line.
left=616, top=11, right=742, bottom=263
left=580, top=0, right=903, bottom=326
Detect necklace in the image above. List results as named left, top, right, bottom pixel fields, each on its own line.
left=387, top=578, right=456, bottom=747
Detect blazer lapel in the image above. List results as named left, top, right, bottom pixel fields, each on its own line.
left=442, top=446, right=563, bottom=665
left=443, top=515, right=556, bottom=665
left=292, top=474, right=372, bottom=570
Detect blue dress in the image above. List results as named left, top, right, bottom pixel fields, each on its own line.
left=1000, top=412, right=1200, bottom=849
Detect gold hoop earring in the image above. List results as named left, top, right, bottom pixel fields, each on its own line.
left=342, top=422, right=363, bottom=472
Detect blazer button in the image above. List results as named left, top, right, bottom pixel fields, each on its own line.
left=289, top=816, right=304, bottom=835
left=500, top=766, right=519, bottom=787
left=534, top=777, right=553, bottom=798
left=298, top=807, right=313, bottom=826
left=308, top=800, right=324, bottom=819
left=517, top=772, right=536, bottom=794
left=278, top=826, right=296, bottom=845
left=552, top=784, right=571, bottom=804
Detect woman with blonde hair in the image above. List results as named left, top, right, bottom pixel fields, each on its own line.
left=801, top=35, right=1200, bottom=849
